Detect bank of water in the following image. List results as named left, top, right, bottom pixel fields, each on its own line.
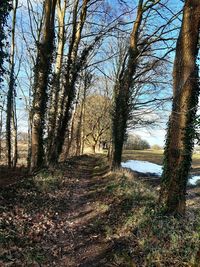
left=122, top=160, right=200, bottom=186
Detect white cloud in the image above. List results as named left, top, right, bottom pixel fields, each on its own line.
left=131, top=128, right=167, bottom=147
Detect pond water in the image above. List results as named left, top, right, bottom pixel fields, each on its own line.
left=121, top=160, right=200, bottom=186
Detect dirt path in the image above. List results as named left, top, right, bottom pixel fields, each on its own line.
left=1, top=155, right=126, bottom=267
left=57, top=155, right=114, bottom=266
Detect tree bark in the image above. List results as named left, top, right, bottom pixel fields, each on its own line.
left=6, top=0, right=18, bottom=168
left=30, top=0, right=57, bottom=171
left=47, top=0, right=67, bottom=162
left=160, top=0, right=200, bottom=215
left=0, top=100, right=5, bottom=160
left=12, top=97, right=17, bottom=167
left=0, top=0, right=12, bottom=83
left=112, top=0, right=143, bottom=168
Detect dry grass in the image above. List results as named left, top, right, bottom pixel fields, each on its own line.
left=0, top=141, right=28, bottom=166
left=122, top=149, right=164, bottom=165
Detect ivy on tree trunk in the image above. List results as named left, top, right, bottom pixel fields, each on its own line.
left=160, top=0, right=200, bottom=215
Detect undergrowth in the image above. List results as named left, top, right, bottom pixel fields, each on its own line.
left=106, top=169, right=200, bottom=266
left=0, top=168, right=67, bottom=266
left=0, top=157, right=200, bottom=266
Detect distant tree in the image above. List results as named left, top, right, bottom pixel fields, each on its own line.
left=83, top=94, right=111, bottom=153
left=160, top=0, right=200, bottom=215
left=18, top=132, right=28, bottom=142
left=151, top=144, right=162, bottom=150
left=140, top=139, right=150, bottom=150
left=124, top=134, right=150, bottom=150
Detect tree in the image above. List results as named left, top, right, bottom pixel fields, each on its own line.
left=160, top=0, right=200, bottom=215
left=0, top=1, right=12, bottom=163
left=47, top=0, right=67, bottom=161
left=0, top=0, right=12, bottom=85
left=112, top=0, right=163, bottom=168
left=30, top=0, right=57, bottom=170
left=64, top=70, right=93, bottom=157
left=6, top=0, right=18, bottom=168
left=82, top=94, right=111, bottom=153
left=47, top=0, right=90, bottom=164
left=124, top=134, right=150, bottom=150
left=47, top=0, right=104, bottom=164
left=151, top=144, right=162, bottom=150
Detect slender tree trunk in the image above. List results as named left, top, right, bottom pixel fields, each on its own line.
left=80, top=72, right=89, bottom=155
left=75, top=76, right=89, bottom=156
left=6, top=0, right=18, bottom=168
left=81, top=102, right=86, bottom=155
left=12, top=97, right=17, bottom=167
left=47, top=0, right=67, bottom=162
left=112, top=0, right=143, bottom=168
left=76, top=104, right=83, bottom=156
left=0, top=117, right=2, bottom=160
left=27, top=77, right=33, bottom=169
left=64, top=103, right=76, bottom=158
left=0, top=101, right=4, bottom=160
left=30, top=0, right=57, bottom=171
left=160, top=0, right=200, bottom=215
left=75, top=90, right=82, bottom=156
left=92, top=144, right=96, bottom=154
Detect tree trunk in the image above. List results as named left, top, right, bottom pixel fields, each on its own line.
left=81, top=103, right=86, bottom=155
left=6, top=0, right=18, bottom=168
left=64, top=101, right=77, bottom=158
left=12, top=97, right=17, bottom=167
left=30, top=0, right=57, bottom=171
left=0, top=1, right=12, bottom=82
left=160, top=0, right=200, bottom=215
left=76, top=73, right=88, bottom=156
left=47, top=0, right=67, bottom=162
left=112, top=0, right=143, bottom=168
left=92, top=144, right=96, bottom=154
left=0, top=100, right=5, bottom=160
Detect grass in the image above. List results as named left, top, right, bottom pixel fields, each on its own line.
left=103, top=168, right=200, bottom=266
left=122, top=149, right=164, bottom=165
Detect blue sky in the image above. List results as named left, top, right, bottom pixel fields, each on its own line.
left=4, top=0, right=186, bottom=147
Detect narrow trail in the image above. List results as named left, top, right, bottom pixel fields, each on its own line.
left=1, top=154, right=135, bottom=267
left=57, top=155, right=115, bottom=266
